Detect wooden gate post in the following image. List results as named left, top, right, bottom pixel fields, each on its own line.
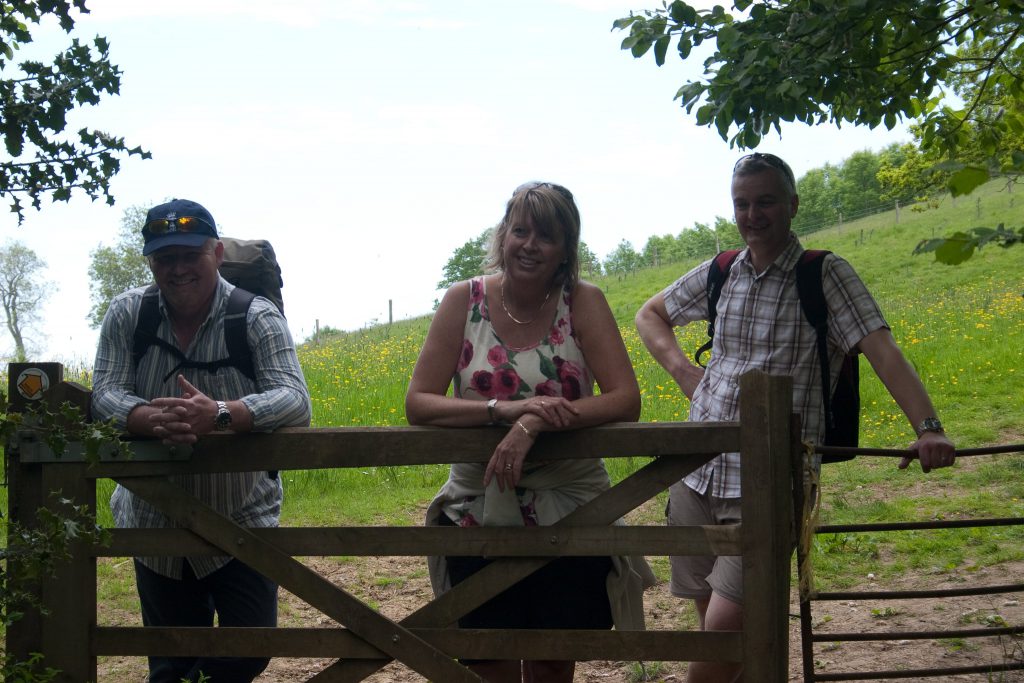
left=739, top=370, right=794, bottom=681
left=5, top=363, right=98, bottom=682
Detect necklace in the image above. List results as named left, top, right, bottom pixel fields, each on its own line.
left=500, top=275, right=551, bottom=325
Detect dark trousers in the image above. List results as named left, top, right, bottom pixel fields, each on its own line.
left=134, top=559, right=277, bottom=683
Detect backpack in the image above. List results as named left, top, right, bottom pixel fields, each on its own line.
left=695, top=249, right=859, bottom=463
left=131, top=237, right=285, bottom=384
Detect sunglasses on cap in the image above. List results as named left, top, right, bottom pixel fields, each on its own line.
left=733, top=152, right=796, bottom=187
left=143, top=216, right=216, bottom=235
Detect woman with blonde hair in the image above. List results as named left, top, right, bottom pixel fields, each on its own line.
left=407, top=181, right=651, bottom=682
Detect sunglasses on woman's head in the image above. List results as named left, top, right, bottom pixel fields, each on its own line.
left=514, top=181, right=575, bottom=203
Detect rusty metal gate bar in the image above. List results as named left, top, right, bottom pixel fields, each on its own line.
left=798, top=443, right=1024, bottom=682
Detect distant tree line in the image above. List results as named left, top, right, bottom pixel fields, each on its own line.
left=435, top=143, right=987, bottom=286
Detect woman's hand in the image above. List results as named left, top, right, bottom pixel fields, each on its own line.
left=494, top=396, right=580, bottom=429
left=483, top=418, right=539, bottom=491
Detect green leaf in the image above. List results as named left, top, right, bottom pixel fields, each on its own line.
left=654, top=35, right=670, bottom=66
left=947, top=166, right=990, bottom=197
left=934, top=234, right=976, bottom=265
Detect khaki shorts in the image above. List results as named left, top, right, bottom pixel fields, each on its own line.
left=666, top=480, right=743, bottom=604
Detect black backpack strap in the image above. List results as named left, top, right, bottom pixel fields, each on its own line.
left=695, top=250, right=741, bottom=367
left=795, top=250, right=859, bottom=460
left=224, top=286, right=257, bottom=382
left=132, top=284, right=258, bottom=383
left=795, top=250, right=832, bottom=430
left=132, top=284, right=168, bottom=366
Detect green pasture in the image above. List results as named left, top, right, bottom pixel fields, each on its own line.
left=287, top=179, right=1024, bottom=587
left=4, top=178, right=1024, bottom=597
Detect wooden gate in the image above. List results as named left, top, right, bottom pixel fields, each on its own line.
left=5, top=363, right=799, bottom=682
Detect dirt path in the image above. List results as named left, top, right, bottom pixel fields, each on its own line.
left=97, top=549, right=1023, bottom=682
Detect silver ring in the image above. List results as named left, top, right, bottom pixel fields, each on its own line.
left=505, top=464, right=513, bottom=471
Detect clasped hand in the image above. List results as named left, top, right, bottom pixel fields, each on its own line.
left=484, top=396, right=580, bottom=492
left=147, top=374, right=216, bottom=445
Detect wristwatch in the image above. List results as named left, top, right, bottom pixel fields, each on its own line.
left=214, top=400, right=232, bottom=431
left=486, top=398, right=499, bottom=424
left=915, top=417, right=944, bottom=436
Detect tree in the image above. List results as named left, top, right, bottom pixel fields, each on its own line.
left=603, top=240, right=642, bottom=277
left=87, top=204, right=151, bottom=327
left=876, top=142, right=946, bottom=203
left=615, top=0, right=1023, bottom=262
left=579, top=240, right=602, bottom=278
left=437, top=228, right=492, bottom=289
left=1, top=1, right=150, bottom=223
left=0, top=241, right=52, bottom=361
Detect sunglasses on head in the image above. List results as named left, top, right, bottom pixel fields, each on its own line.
left=514, top=181, right=575, bottom=203
left=733, top=152, right=796, bottom=187
left=143, top=216, right=214, bottom=235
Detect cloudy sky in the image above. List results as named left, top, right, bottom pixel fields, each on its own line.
left=1, top=0, right=910, bottom=364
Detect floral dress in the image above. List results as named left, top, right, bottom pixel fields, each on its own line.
left=424, top=277, right=652, bottom=630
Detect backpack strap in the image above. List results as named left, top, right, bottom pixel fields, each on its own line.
left=131, top=284, right=258, bottom=383
left=794, top=250, right=832, bottom=431
left=694, top=250, right=741, bottom=367
left=223, top=286, right=257, bottom=382
left=795, top=250, right=860, bottom=458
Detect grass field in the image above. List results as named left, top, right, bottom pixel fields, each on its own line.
left=2, top=180, right=1023, bottom=673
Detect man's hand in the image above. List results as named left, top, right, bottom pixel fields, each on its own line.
left=899, top=431, right=956, bottom=472
left=148, top=375, right=217, bottom=444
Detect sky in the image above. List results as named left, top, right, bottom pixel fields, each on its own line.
left=1, top=0, right=912, bottom=365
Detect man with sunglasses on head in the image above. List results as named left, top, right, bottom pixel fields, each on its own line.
left=635, top=154, right=955, bottom=683
left=92, top=198, right=311, bottom=683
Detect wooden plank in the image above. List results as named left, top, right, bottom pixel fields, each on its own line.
left=3, top=454, right=45, bottom=667
left=39, top=462, right=97, bottom=683
left=102, top=522, right=743, bottom=557
left=95, top=626, right=743, bottom=662
left=85, top=422, right=740, bottom=478
left=115, top=476, right=482, bottom=683
left=739, top=371, right=794, bottom=682
left=319, top=451, right=720, bottom=681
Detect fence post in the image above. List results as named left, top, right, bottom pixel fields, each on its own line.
left=739, top=370, right=794, bottom=681
left=5, top=362, right=98, bottom=682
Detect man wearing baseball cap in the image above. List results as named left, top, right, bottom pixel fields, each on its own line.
left=92, top=199, right=311, bottom=682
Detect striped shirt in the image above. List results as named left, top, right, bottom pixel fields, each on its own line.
left=92, top=276, right=311, bottom=578
left=662, top=234, right=887, bottom=498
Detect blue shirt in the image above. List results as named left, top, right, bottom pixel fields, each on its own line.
left=92, top=276, right=311, bottom=578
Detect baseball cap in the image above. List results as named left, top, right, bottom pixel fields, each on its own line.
left=141, top=199, right=219, bottom=256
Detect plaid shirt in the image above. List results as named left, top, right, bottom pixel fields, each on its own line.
left=662, top=235, right=887, bottom=498
left=92, top=277, right=311, bottom=578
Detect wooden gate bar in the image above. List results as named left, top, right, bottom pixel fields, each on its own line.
left=95, top=626, right=743, bottom=662
left=84, top=422, right=743, bottom=478
left=116, top=476, right=482, bottom=683
left=100, top=524, right=743, bottom=558
left=318, top=450, right=723, bottom=681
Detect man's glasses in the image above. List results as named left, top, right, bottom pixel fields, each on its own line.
left=143, top=216, right=215, bottom=235
left=514, top=181, right=575, bottom=203
left=733, top=152, right=796, bottom=188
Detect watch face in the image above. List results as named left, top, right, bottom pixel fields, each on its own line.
left=216, top=402, right=232, bottom=430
